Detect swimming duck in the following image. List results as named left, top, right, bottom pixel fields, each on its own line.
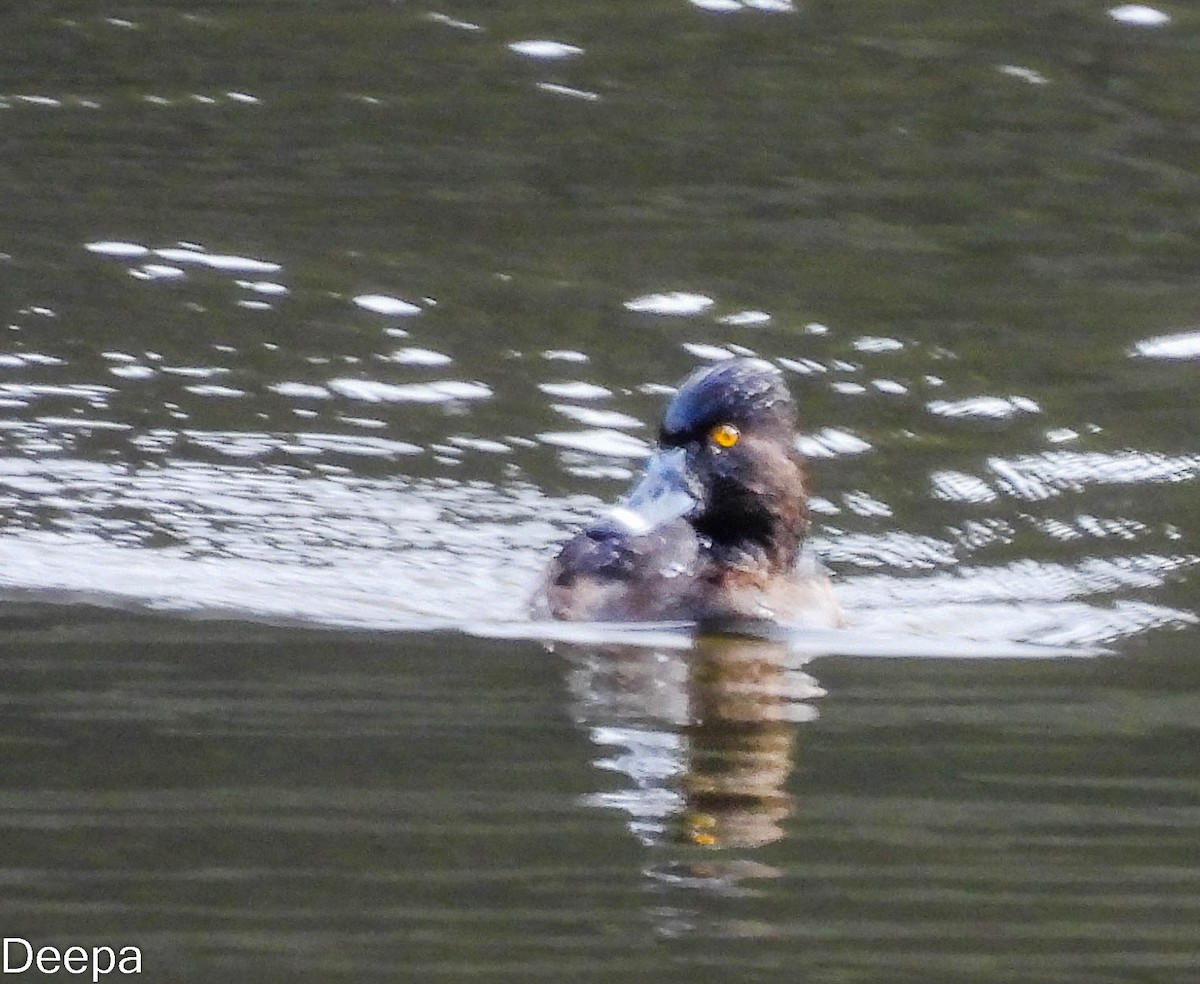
left=537, top=358, right=841, bottom=625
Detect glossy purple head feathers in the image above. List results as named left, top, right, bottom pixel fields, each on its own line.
left=660, top=359, right=795, bottom=445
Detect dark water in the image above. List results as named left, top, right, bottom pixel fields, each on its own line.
left=3, top=1, right=1200, bottom=981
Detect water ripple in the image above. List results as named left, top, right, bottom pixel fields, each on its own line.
left=1132, top=329, right=1200, bottom=359
left=996, top=450, right=1200, bottom=490
left=507, top=40, right=584, bottom=60
left=624, top=292, right=714, bottom=316
left=5, top=252, right=1198, bottom=649
left=326, top=379, right=491, bottom=404
left=928, top=396, right=1041, bottom=420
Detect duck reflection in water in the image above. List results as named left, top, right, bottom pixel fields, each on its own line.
left=563, top=633, right=823, bottom=851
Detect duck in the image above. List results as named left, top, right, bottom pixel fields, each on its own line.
left=536, top=358, right=842, bottom=626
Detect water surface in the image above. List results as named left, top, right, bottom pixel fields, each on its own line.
left=2, top=1, right=1199, bottom=981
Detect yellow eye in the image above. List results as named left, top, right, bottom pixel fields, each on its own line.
left=709, top=423, right=740, bottom=449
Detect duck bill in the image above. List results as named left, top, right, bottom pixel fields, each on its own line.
left=606, top=447, right=700, bottom=535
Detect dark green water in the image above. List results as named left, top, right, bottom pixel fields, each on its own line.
left=1, top=1, right=1199, bottom=981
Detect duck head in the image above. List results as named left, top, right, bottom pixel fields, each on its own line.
left=607, top=359, right=810, bottom=573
